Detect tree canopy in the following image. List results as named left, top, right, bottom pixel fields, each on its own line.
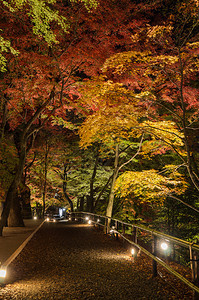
left=0, top=0, right=199, bottom=240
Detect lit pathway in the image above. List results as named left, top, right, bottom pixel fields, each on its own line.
left=0, top=221, right=192, bottom=299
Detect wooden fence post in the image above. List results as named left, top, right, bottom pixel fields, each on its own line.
left=104, top=218, right=108, bottom=234
left=122, top=223, right=125, bottom=245
left=115, top=220, right=119, bottom=240
left=190, top=245, right=195, bottom=283
left=152, top=235, right=158, bottom=277
left=122, top=223, right=125, bottom=235
left=132, top=226, right=138, bottom=244
left=190, top=248, right=199, bottom=300
left=194, top=252, right=199, bottom=284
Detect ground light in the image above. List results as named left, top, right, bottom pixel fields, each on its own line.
left=88, top=220, right=92, bottom=225
left=85, top=217, right=89, bottom=221
left=33, top=216, right=37, bottom=220
left=97, top=219, right=100, bottom=223
left=46, top=217, right=50, bottom=222
left=131, top=248, right=135, bottom=256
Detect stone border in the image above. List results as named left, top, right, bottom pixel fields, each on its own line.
left=2, top=220, right=45, bottom=269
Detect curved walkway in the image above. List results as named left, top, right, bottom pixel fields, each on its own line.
left=0, top=221, right=193, bottom=299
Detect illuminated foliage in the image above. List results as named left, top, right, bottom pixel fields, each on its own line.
left=0, top=0, right=98, bottom=71
left=115, top=169, right=187, bottom=207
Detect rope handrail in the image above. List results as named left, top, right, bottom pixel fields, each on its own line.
left=72, top=211, right=199, bottom=295
left=74, top=211, right=199, bottom=251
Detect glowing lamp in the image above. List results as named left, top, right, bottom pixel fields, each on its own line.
left=85, top=217, right=89, bottom=221
left=131, top=248, right=135, bottom=256
left=97, top=219, right=100, bottom=223
left=46, top=217, right=50, bottom=222
left=0, top=269, right=6, bottom=278
left=33, top=216, right=37, bottom=220
left=161, top=242, right=168, bottom=251
left=88, top=220, right=92, bottom=225
left=53, top=219, right=56, bottom=223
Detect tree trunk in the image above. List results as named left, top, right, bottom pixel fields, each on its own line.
left=42, top=141, right=49, bottom=217
left=8, top=190, right=24, bottom=227
left=20, top=183, right=32, bottom=219
left=0, top=138, right=26, bottom=235
left=63, top=164, right=74, bottom=212
left=0, top=180, right=17, bottom=235
left=87, top=148, right=99, bottom=212
left=0, top=87, right=56, bottom=235
left=0, top=98, right=8, bottom=142
left=105, top=144, right=119, bottom=232
left=79, top=196, right=84, bottom=211
left=94, top=174, right=113, bottom=211
left=0, top=169, right=24, bottom=234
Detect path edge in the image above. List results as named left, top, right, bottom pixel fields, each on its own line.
left=2, top=220, right=45, bottom=268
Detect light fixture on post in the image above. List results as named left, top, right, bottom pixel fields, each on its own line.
left=161, top=241, right=169, bottom=251
left=0, top=266, right=7, bottom=284
left=131, top=247, right=138, bottom=260
left=131, top=248, right=135, bottom=256
left=110, top=226, right=115, bottom=238
left=88, top=220, right=92, bottom=225
left=160, top=240, right=170, bottom=260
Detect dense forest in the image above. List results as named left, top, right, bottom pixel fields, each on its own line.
left=0, top=0, right=199, bottom=241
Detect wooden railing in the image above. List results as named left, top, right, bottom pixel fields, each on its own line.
left=70, top=211, right=199, bottom=297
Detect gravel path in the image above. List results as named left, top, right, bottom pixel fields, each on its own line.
left=0, top=221, right=193, bottom=299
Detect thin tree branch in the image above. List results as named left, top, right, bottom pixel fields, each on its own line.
left=118, top=134, right=144, bottom=173
left=168, top=194, right=199, bottom=214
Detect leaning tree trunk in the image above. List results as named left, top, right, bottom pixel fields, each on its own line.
left=105, top=144, right=119, bottom=232
left=0, top=87, right=56, bottom=236
left=87, top=148, right=99, bottom=212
